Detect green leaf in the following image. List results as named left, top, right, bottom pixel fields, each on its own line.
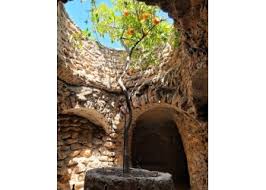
left=87, top=0, right=178, bottom=68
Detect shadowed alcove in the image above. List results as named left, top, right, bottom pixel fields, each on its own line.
left=132, top=108, right=190, bottom=190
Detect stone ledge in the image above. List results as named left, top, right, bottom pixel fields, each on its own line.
left=84, top=167, right=175, bottom=190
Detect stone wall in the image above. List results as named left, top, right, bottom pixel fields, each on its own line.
left=138, top=0, right=208, bottom=120
left=58, top=1, right=126, bottom=91
left=57, top=114, right=118, bottom=190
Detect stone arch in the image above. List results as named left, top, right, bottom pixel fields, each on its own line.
left=62, top=108, right=111, bottom=134
left=127, top=103, right=207, bottom=190
left=132, top=107, right=190, bottom=189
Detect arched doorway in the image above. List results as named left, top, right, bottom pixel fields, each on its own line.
left=132, top=108, right=190, bottom=189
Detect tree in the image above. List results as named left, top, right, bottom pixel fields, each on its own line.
left=86, top=0, right=179, bottom=173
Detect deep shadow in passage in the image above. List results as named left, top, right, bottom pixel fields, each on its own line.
left=132, top=108, right=190, bottom=190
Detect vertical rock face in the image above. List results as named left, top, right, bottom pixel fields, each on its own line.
left=57, top=0, right=208, bottom=189
left=139, top=0, right=208, bottom=119
left=192, top=67, right=208, bottom=122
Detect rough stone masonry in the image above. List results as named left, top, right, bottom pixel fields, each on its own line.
left=57, top=0, right=208, bottom=189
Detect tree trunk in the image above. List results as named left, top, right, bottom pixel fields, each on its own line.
left=122, top=88, right=132, bottom=173
left=118, top=55, right=132, bottom=174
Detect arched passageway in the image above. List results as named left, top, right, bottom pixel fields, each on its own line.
left=132, top=108, right=190, bottom=190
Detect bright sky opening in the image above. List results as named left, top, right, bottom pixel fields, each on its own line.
left=64, top=0, right=174, bottom=50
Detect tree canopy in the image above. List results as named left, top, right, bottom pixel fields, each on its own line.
left=85, top=0, right=179, bottom=69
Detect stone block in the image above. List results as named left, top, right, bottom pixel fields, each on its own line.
left=58, top=152, right=67, bottom=160
left=61, top=145, right=70, bottom=151
left=74, top=164, right=86, bottom=174
left=80, top=149, right=92, bottom=157
left=71, top=143, right=82, bottom=150
left=61, top=133, right=71, bottom=139
left=80, top=119, right=88, bottom=124
left=109, top=133, right=118, bottom=139
left=70, top=150, right=80, bottom=157
left=102, top=136, right=112, bottom=142
left=71, top=132, right=79, bottom=139
left=99, top=156, right=109, bottom=162
left=104, top=142, right=115, bottom=149
left=57, top=141, right=64, bottom=146
left=66, top=138, right=78, bottom=144
left=58, top=160, right=64, bottom=168
left=67, top=159, right=78, bottom=167
left=92, top=138, right=102, bottom=145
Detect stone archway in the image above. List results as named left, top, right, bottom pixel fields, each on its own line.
left=131, top=107, right=190, bottom=190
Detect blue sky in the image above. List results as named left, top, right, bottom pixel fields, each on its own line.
left=64, top=0, right=173, bottom=49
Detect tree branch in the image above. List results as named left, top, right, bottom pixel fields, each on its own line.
left=129, top=21, right=160, bottom=57
left=118, top=9, right=166, bottom=174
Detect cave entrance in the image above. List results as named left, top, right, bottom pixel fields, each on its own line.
left=132, top=108, right=190, bottom=190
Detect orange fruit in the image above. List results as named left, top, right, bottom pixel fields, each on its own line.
left=127, top=27, right=134, bottom=35
left=123, top=10, right=129, bottom=17
left=140, top=13, right=151, bottom=21
left=152, top=17, right=160, bottom=25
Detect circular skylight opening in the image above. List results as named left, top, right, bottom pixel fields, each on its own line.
left=64, top=0, right=174, bottom=50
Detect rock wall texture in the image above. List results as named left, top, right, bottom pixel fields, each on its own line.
left=57, top=114, right=117, bottom=190
left=57, top=0, right=207, bottom=189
